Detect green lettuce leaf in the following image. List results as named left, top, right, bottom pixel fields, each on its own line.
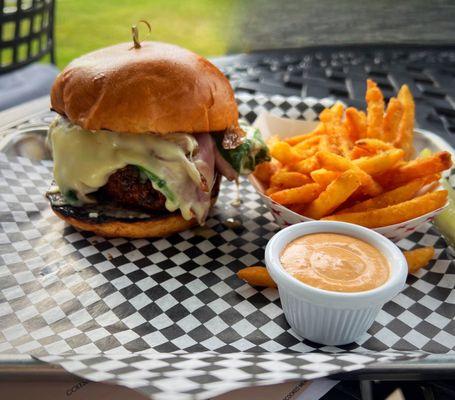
left=136, top=165, right=175, bottom=203
left=64, top=189, right=80, bottom=205
left=215, top=122, right=270, bottom=175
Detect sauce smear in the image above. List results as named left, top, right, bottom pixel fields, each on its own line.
left=280, top=233, right=389, bottom=292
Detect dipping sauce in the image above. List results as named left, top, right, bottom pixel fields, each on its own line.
left=280, top=233, right=389, bottom=292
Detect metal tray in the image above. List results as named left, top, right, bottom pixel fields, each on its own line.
left=0, top=96, right=454, bottom=382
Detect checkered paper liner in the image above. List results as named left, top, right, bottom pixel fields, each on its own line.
left=0, top=94, right=453, bottom=400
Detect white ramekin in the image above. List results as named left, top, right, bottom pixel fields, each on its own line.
left=265, top=221, right=408, bottom=346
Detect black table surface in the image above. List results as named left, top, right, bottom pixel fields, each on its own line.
left=212, top=44, right=455, bottom=148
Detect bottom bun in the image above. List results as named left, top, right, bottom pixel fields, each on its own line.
left=47, top=175, right=221, bottom=238
left=52, top=209, right=198, bottom=238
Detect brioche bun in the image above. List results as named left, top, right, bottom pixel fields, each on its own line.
left=47, top=174, right=221, bottom=238
left=48, top=188, right=219, bottom=238
left=50, top=41, right=238, bottom=134
left=48, top=42, right=231, bottom=238
left=52, top=209, right=199, bottom=238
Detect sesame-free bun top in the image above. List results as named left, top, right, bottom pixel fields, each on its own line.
left=50, top=41, right=239, bottom=134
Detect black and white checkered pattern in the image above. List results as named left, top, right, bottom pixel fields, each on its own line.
left=0, top=95, right=453, bottom=400
left=40, top=352, right=409, bottom=400
left=236, top=92, right=336, bottom=123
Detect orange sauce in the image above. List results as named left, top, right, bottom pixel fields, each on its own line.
left=280, top=233, right=389, bottom=292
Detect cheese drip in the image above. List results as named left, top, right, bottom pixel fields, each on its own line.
left=48, top=116, right=211, bottom=223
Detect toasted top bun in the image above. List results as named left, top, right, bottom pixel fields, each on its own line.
left=50, top=41, right=238, bottom=134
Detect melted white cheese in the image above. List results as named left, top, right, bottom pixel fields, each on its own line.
left=48, top=116, right=211, bottom=223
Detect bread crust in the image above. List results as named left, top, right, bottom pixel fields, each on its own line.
left=52, top=210, right=198, bottom=238
left=48, top=187, right=220, bottom=238
left=50, top=41, right=238, bottom=134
